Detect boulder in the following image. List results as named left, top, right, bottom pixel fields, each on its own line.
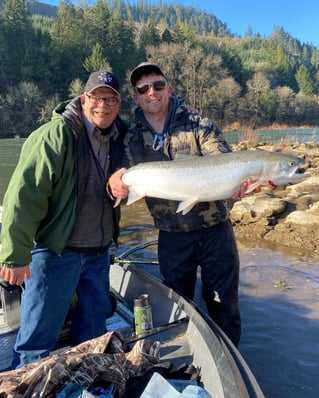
left=231, top=142, right=319, bottom=255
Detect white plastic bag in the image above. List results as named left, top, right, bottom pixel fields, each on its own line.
left=139, top=372, right=181, bottom=398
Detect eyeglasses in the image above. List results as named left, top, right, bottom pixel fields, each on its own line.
left=135, top=80, right=167, bottom=95
left=85, top=93, right=120, bottom=106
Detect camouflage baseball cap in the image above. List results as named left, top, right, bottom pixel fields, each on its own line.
left=130, top=62, right=167, bottom=86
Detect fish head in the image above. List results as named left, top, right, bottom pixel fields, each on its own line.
left=264, top=152, right=308, bottom=186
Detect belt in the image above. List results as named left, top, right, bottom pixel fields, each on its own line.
left=66, top=245, right=109, bottom=256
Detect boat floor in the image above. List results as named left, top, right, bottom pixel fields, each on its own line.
left=103, top=302, right=194, bottom=372
left=0, top=301, right=193, bottom=374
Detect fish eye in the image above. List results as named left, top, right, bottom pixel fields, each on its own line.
left=288, top=161, right=296, bottom=167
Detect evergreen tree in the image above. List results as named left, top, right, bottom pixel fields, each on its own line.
left=1, top=81, right=43, bottom=137
left=295, top=65, right=316, bottom=94
left=87, top=0, right=111, bottom=53
left=139, top=16, right=161, bottom=49
left=0, top=0, right=36, bottom=91
left=0, top=0, right=319, bottom=132
left=219, top=40, right=246, bottom=89
left=161, top=27, right=173, bottom=43
left=49, top=0, right=86, bottom=96
left=172, top=19, right=197, bottom=44
left=106, top=10, right=135, bottom=80
left=68, top=78, right=85, bottom=98
left=83, top=43, right=111, bottom=73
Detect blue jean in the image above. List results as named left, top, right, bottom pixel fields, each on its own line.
left=12, top=246, right=112, bottom=369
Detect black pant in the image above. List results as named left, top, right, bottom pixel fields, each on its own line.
left=158, top=219, right=241, bottom=347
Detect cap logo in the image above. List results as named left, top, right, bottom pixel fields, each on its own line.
left=99, top=71, right=114, bottom=85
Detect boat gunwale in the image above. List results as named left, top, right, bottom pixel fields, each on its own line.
left=110, top=261, right=264, bottom=398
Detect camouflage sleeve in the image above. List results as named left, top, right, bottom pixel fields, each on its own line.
left=196, top=116, right=232, bottom=155
left=122, top=130, right=136, bottom=167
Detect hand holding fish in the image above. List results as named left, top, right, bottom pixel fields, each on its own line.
left=232, top=177, right=261, bottom=200
left=108, top=167, right=129, bottom=200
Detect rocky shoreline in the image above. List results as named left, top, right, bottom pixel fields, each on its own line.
left=230, top=141, right=319, bottom=255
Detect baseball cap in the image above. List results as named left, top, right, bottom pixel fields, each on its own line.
left=84, top=71, right=120, bottom=96
left=130, top=62, right=167, bottom=86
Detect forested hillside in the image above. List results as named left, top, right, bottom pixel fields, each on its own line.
left=1, top=0, right=319, bottom=137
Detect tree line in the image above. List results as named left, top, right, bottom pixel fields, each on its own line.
left=1, top=0, right=319, bottom=138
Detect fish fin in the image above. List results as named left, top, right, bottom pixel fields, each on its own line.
left=126, top=189, right=145, bottom=205
left=176, top=199, right=198, bottom=215
left=244, top=180, right=262, bottom=194
left=114, top=198, right=121, bottom=208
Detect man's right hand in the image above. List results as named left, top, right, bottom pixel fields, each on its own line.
left=0, top=265, right=30, bottom=286
left=108, top=167, right=129, bottom=200
left=231, top=178, right=261, bottom=200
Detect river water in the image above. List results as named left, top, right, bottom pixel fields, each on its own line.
left=224, top=126, right=319, bottom=145
left=118, top=200, right=319, bottom=398
left=1, top=132, right=319, bottom=397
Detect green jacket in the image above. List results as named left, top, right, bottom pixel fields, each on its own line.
left=126, top=96, right=231, bottom=232
left=0, top=98, right=127, bottom=267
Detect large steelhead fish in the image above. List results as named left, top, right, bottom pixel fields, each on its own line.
left=120, top=150, right=307, bottom=215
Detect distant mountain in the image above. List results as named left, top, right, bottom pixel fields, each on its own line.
left=0, top=0, right=57, bottom=17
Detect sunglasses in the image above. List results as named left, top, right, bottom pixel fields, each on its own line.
left=135, top=80, right=167, bottom=95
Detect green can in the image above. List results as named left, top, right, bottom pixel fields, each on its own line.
left=134, top=294, right=153, bottom=335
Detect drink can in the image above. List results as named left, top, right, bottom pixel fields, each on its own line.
left=134, top=294, right=153, bottom=335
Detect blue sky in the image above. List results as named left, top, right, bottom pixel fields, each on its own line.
left=43, top=0, right=319, bottom=48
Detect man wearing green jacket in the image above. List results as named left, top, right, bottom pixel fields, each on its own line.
left=0, top=70, right=128, bottom=368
